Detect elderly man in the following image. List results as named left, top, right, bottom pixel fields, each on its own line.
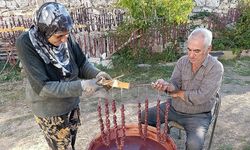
left=142, top=28, right=224, bottom=150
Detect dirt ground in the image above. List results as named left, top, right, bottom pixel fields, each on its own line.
left=1, top=62, right=250, bottom=150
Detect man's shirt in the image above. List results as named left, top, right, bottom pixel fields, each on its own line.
left=170, top=55, right=224, bottom=114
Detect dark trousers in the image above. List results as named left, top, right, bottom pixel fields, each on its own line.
left=142, top=102, right=212, bottom=150
left=35, top=107, right=81, bottom=150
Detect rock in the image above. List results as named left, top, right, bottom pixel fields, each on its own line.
left=195, top=0, right=206, bottom=7
left=202, top=7, right=213, bottom=13
left=192, top=7, right=203, bottom=13
left=220, top=50, right=237, bottom=60
left=240, top=50, right=250, bottom=57
left=210, top=51, right=224, bottom=59
left=206, top=0, right=221, bottom=8
left=137, top=64, right=152, bottom=68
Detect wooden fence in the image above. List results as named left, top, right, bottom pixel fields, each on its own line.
left=0, top=7, right=241, bottom=62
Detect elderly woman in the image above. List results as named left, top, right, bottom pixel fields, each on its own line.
left=16, top=2, right=111, bottom=150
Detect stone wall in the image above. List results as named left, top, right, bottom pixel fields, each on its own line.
left=193, top=0, right=239, bottom=14
left=0, top=0, right=115, bottom=16
left=0, top=0, right=240, bottom=17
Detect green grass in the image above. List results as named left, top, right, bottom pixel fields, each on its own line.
left=221, top=57, right=250, bottom=76
left=1, top=56, right=250, bottom=85
left=97, top=47, right=178, bottom=84
left=220, top=59, right=237, bottom=66
left=218, top=144, right=233, bottom=150
left=97, top=64, right=174, bottom=84
left=220, top=57, right=250, bottom=85
left=234, top=57, right=250, bottom=76
left=222, top=77, right=237, bottom=85
left=0, top=61, right=22, bottom=83
left=243, top=144, right=250, bottom=150
left=100, top=56, right=250, bottom=85
left=0, top=85, right=25, bottom=101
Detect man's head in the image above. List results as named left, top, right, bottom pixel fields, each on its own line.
left=34, top=2, right=73, bottom=46
left=187, top=28, right=212, bottom=66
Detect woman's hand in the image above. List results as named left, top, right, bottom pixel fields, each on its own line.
left=81, top=79, right=102, bottom=93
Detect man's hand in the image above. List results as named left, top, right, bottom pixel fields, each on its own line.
left=96, top=71, right=112, bottom=80
left=81, top=79, right=102, bottom=93
left=152, top=79, right=175, bottom=92
left=169, top=90, right=185, bottom=101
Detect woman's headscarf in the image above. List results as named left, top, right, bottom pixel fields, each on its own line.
left=29, top=2, right=73, bottom=77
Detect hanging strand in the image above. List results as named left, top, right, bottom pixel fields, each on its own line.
left=156, top=99, right=161, bottom=142
left=164, top=101, right=170, bottom=140
left=144, top=98, right=148, bottom=140
left=112, top=100, right=122, bottom=149
left=120, top=104, right=126, bottom=149
left=105, top=99, right=111, bottom=145
left=97, top=99, right=108, bottom=146
left=138, top=102, right=143, bottom=138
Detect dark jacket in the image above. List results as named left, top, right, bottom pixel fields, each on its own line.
left=16, top=32, right=100, bottom=117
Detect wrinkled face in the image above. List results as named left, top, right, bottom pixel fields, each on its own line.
left=187, top=37, right=211, bottom=66
left=48, top=31, right=69, bottom=47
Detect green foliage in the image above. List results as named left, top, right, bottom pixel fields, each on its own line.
left=190, top=11, right=212, bottom=20
left=148, top=46, right=181, bottom=63
left=230, top=1, right=250, bottom=55
left=0, top=62, right=22, bottom=83
left=212, top=0, right=250, bottom=55
left=242, top=143, right=250, bottom=150
left=110, top=48, right=137, bottom=75
left=218, top=144, right=233, bottom=150
left=116, top=0, right=194, bottom=29
left=212, top=31, right=235, bottom=51
left=111, top=0, right=192, bottom=67
left=111, top=46, right=179, bottom=67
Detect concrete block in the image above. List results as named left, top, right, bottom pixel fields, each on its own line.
left=220, top=51, right=237, bottom=60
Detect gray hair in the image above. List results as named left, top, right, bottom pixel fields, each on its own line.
left=188, top=28, right=213, bottom=49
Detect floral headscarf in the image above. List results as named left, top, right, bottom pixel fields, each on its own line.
left=29, top=2, right=73, bottom=77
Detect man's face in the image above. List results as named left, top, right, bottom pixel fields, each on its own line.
left=48, top=31, right=69, bottom=47
left=187, top=37, right=210, bottom=66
